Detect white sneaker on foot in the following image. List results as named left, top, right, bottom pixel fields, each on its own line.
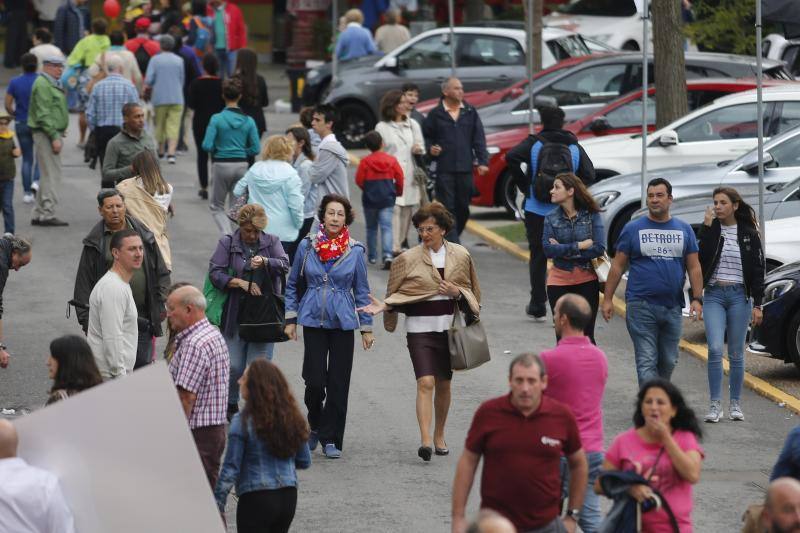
left=22, top=193, right=34, bottom=204
left=729, top=401, right=744, bottom=421
left=704, top=401, right=723, bottom=423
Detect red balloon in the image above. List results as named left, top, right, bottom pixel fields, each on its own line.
left=103, top=0, right=120, bottom=18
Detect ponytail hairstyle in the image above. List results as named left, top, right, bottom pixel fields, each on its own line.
left=712, top=187, right=758, bottom=230
left=554, top=173, right=602, bottom=214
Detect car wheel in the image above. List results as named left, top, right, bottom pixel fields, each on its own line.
left=622, top=40, right=640, bottom=51
left=787, top=309, right=800, bottom=372
left=608, top=204, right=639, bottom=252
left=498, top=171, right=524, bottom=219
left=335, top=102, right=375, bottom=149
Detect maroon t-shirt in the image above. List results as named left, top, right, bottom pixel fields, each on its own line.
left=465, top=394, right=582, bottom=531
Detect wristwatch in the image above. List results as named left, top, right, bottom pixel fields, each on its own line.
left=566, top=509, right=581, bottom=521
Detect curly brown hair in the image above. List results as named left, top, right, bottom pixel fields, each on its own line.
left=411, top=201, right=455, bottom=233
left=241, top=360, right=310, bottom=459
left=317, top=194, right=355, bottom=226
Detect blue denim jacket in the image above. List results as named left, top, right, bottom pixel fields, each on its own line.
left=542, top=208, right=605, bottom=271
left=214, top=413, right=312, bottom=511
left=285, top=237, right=373, bottom=331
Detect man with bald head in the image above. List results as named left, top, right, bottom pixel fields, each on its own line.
left=422, top=77, right=488, bottom=243
left=0, top=419, right=75, bottom=532
left=540, top=293, right=608, bottom=533
left=762, top=477, right=800, bottom=533
left=166, top=284, right=229, bottom=488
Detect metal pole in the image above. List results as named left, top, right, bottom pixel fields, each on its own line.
left=448, top=0, right=456, bottom=75
left=640, top=0, right=649, bottom=209
left=527, top=0, right=534, bottom=134
left=756, top=0, right=766, bottom=250
left=331, top=0, right=339, bottom=84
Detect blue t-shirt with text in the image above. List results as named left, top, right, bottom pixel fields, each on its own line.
left=7, top=72, right=38, bottom=124
left=615, top=216, right=698, bottom=308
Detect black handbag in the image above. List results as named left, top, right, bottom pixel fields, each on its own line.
left=237, top=264, right=289, bottom=343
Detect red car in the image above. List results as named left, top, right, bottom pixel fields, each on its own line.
left=473, top=78, right=792, bottom=215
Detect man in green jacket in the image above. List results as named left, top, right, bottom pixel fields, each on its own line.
left=28, top=55, right=69, bottom=227
left=101, top=102, right=157, bottom=188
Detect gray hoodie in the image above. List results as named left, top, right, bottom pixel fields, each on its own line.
left=309, top=133, right=349, bottom=200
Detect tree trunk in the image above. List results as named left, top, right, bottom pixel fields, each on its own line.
left=522, top=0, right=543, bottom=72
left=652, top=0, right=688, bottom=129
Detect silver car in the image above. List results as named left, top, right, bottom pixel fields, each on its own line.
left=590, top=125, right=800, bottom=250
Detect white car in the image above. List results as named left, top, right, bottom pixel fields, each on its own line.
left=545, top=0, right=648, bottom=51
left=765, top=216, right=800, bottom=267
left=582, top=84, right=800, bottom=179
left=763, top=33, right=800, bottom=77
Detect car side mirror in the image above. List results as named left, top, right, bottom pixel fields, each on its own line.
left=382, top=56, right=399, bottom=71
left=741, top=152, right=775, bottom=173
left=658, top=130, right=678, bottom=147
left=589, top=116, right=611, bottom=134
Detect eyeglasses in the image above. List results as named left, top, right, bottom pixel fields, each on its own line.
left=417, top=225, right=439, bottom=234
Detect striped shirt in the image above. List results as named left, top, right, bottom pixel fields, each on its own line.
left=711, top=224, right=744, bottom=284
left=169, top=318, right=230, bottom=429
left=86, top=73, right=139, bottom=128
left=405, top=246, right=460, bottom=333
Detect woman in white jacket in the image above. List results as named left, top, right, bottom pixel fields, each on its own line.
left=374, top=90, right=425, bottom=255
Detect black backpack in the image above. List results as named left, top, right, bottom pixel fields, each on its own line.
left=529, top=140, right=580, bottom=202
left=133, top=43, right=151, bottom=77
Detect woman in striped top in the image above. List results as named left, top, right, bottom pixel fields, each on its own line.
left=698, top=187, right=765, bottom=424
left=358, top=202, right=481, bottom=462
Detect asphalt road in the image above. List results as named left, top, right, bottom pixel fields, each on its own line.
left=0, top=71, right=797, bottom=532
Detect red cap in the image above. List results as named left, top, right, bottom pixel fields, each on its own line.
left=135, top=17, right=151, bottom=31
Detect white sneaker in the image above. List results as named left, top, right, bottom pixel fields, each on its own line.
left=704, top=401, right=723, bottom=423
left=729, top=401, right=744, bottom=421
left=22, top=193, right=34, bottom=204
left=30, top=182, right=39, bottom=193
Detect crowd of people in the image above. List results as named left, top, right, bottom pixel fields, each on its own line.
left=0, top=5, right=796, bottom=532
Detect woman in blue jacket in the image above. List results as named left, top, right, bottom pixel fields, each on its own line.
left=542, top=172, right=605, bottom=343
left=284, top=193, right=375, bottom=459
left=214, top=359, right=311, bottom=533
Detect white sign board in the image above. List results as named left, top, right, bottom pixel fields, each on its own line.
left=13, top=363, right=225, bottom=533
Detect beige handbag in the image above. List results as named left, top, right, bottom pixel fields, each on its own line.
left=591, top=252, right=612, bottom=283
left=448, top=305, right=490, bottom=371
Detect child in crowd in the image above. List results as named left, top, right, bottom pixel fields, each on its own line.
left=0, top=111, right=21, bottom=234
left=355, top=130, right=403, bottom=269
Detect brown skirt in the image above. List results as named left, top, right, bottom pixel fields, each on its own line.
left=406, top=332, right=453, bottom=381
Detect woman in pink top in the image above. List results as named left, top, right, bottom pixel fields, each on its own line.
left=598, top=379, right=704, bottom=532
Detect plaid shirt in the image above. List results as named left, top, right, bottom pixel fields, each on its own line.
left=86, top=73, right=139, bottom=129
left=169, top=318, right=230, bottom=429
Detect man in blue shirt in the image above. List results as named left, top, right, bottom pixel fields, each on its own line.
left=144, top=35, right=185, bottom=164
left=601, top=178, right=704, bottom=386
left=335, top=9, right=379, bottom=61
left=5, top=54, right=40, bottom=204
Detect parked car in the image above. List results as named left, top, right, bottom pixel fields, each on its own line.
left=471, top=78, right=782, bottom=215
left=583, top=84, right=800, bottom=180
left=589, top=124, right=800, bottom=250
left=476, top=52, right=793, bottom=133
left=304, top=26, right=591, bottom=147
left=545, top=0, right=647, bottom=51
left=763, top=33, right=800, bottom=77
left=748, top=260, right=800, bottom=371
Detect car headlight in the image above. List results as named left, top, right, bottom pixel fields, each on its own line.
left=487, top=146, right=500, bottom=155
left=307, top=69, right=319, bottom=81
left=763, top=279, right=796, bottom=305
left=593, top=191, right=620, bottom=207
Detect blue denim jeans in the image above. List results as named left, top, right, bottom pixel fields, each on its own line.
left=0, top=180, right=14, bottom=234
left=625, top=299, right=683, bottom=386
left=215, top=49, right=238, bottom=78
left=704, top=284, right=751, bottom=402
left=560, top=451, right=604, bottom=533
left=363, top=206, right=393, bottom=262
left=15, top=122, right=39, bottom=193
left=225, top=331, right=274, bottom=407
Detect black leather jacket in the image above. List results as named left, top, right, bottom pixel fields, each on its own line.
left=697, top=219, right=765, bottom=306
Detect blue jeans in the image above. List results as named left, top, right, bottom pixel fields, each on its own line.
left=704, top=284, right=751, bottom=402
left=560, top=451, right=604, bottom=533
left=215, top=49, right=238, bottom=77
left=363, top=206, right=393, bottom=261
left=15, top=122, right=39, bottom=193
left=225, top=331, right=274, bottom=406
left=625, top=299, right=683, bottom=386
left=0, top=180, right=14, bottom=234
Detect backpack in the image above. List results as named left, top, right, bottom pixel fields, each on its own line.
left=133, top=42, right=151, bottom=77
left=530, top=140, right=580, bottom=202
left=192, top=16, right=211, bottom=56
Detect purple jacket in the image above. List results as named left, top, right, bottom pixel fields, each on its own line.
left=208, top=230, right=289, bottom=338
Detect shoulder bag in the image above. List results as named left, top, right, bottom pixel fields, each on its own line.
left=589, top=216, right=611, bottom=283
left=204, top=235, right=234, bottom=326
left=238, top=263, right=289, bottom=343
left=448, top=305, right=490, bottom=371
left=295, top=237, right=312, bottom=302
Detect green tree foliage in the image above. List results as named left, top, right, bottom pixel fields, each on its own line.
left=686, top=0, right=778, bottom=55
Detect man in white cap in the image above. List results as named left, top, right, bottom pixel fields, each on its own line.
left=27, top=54, right=69, bottom=227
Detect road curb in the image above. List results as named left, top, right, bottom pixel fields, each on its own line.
left=465, top=218, right=800, bottom=415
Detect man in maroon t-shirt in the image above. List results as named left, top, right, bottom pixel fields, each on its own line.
left=452, top=353, right=588, bottom=533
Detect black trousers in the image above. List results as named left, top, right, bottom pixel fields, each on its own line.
left=3, top=10, right=27, bottom=68
left=546, top=278, right=600, bottom=344
left=525, top=211, right=548, bottom=307
left=192, top=125, right=210, bottom=189
left=302, top=327, right=354, bottom=450
left=435, top=171, right=473, bottom=243
left=236, top=487, right=298, bottom=533
left=95, top=126, right=121, bottom=186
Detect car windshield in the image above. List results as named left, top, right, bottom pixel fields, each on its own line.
left=558, top=0, right=637, bottom=17
left=546, top=35, right=591, bottom=61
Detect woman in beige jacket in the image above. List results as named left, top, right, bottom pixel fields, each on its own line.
left=374, top=90, right=425, bottom=255
left=359, top=202, right=481, bottom=462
